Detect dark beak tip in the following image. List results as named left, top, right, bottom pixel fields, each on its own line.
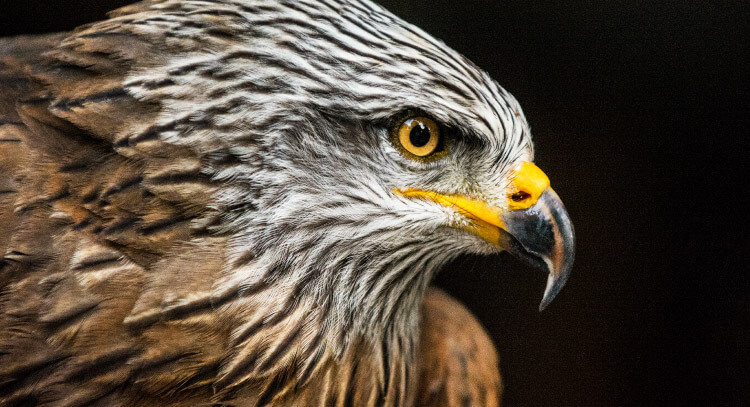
left=538, top=268, right=572, bottom=311
left=539, top=190, right=575, bottom=312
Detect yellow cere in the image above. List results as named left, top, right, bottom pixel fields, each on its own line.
left=507, top=162, right=550, bottom=210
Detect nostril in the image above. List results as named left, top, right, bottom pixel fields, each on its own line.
left=511, top=191, right=531, bottom=202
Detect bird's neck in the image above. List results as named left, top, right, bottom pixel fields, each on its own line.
left=212, top=270, right=425, bottom=406
left=212, top=237, right=443, bottom=405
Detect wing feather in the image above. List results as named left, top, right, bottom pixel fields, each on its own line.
left=416, top=288, right=503, bottom=407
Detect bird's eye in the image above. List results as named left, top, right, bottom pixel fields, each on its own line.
left=394, top=116, right=443, bottom=159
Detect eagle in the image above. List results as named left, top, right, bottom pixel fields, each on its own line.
left=0, top=0, right=574, bottom=406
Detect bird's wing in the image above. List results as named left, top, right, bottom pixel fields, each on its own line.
left=416, top=288, right=502, bottom=407
left=0, top=27, right=218, bottom=260
left=0, top=31, right=231, bottom=406
left=0, top=45, right=25, bottom=252
left=0, top=34, right=61, bottom=253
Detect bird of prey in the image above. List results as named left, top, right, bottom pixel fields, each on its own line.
left=0, top=0, right=574, bottom=406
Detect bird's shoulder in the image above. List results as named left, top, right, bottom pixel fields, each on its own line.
left=0, top=30, right=235, bottom=406
left=416, top=288, right=502, bottom=407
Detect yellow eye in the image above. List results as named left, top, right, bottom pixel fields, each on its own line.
left=396, top=116, right=442, bottom=158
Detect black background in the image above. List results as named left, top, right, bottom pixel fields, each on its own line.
left=1, top=1, right=747, bottom=406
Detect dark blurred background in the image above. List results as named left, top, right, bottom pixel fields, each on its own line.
left=1, top=1, right=747, bottom=406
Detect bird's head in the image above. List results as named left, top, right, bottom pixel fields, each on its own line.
left=121, top=0, right=574, bottom=345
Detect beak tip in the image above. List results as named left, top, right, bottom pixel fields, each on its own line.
left=538, top=274, right=557, bottom=312
left=538, top=290, right=558, bottom=312
left=538, top=263, right=572, bottom=312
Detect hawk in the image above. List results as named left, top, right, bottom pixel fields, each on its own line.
left=0, top=0, right=574, bottom=406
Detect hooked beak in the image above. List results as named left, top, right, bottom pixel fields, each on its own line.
left=396, top=162, right=575, bottom=311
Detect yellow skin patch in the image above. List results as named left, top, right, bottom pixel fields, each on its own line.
left=395, top=162, right=550, bottom=246
left=507, top=162, right=550, bottom=210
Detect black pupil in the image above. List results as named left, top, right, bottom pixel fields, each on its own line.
left=409, top=123, right=432, bottom=147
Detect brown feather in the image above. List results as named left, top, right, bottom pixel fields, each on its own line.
left=416, top=288, right=503, bottom=407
